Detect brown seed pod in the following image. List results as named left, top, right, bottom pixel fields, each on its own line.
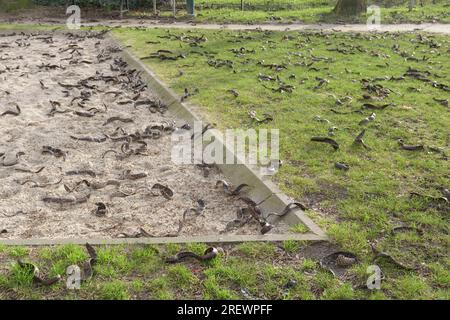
left=151, top=183, right=174, bottom=200
left=17, top=260, right=61, bottom=286
left=165, top=247, right=218, bottom=264
left=335, top=254, right=357, bottom=267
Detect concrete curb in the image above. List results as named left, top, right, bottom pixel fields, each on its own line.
left=0, top=29, right=327, bottom=245
left=1, top=20, right=449, bottom=34
left=0, top=233, right=327, bottom=246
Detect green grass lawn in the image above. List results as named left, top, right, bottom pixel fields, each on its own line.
left=131, top=0, right=450, bottom=24
left=1, top=242, right=446, bottom=299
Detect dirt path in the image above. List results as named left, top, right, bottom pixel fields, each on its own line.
left=0, top=30, right=287, bottom=239
left=1, top=14, right=449, bottom=34
left=84, top=20, right=450, bottom=34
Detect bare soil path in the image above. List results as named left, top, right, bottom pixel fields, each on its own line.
left=1, top=13, right=449, bottom=34
left=85, top=20, right=450, bottom=34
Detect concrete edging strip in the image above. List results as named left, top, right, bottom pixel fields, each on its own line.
left=0, top=233, right=327, bottom=246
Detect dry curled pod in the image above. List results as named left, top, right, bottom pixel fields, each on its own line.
left=120, top=169, right=147, bottom=180
left=353, top=129, right=370, bottom=150
left=216, top=180, right=249, bottom=196
left=42, top=194, right=90, bottom=205
left=370, top=243, right=417, bottom=270
left=311, top=137, right=339, bottom=150
left=362, top=103, right=391, bottom=110
left=14, top=166, right=45, bottom=174
left=70, top=135, right=107, bottom=143
left=410, top=191, right=448, bottom=203
left=335, top=254, right=357, bottom=267
left=103, top=116, right=134, bottom=126
left=260, top=222, right=274, bottom=235
left=397, top=139, right=424, bottom=151
left=42, top=145, right=66, bottom=160
left=222, top=208, right=253, bottom=233
left=432, top=98, right=448, bottom=107
left=93, top=202, right=107, bottom=217
left=1, top=151, right=25, bottom=167
left=359, top=112, right=376, bottom=126
left=191, top=123, right=214, bottom=140
left=66, top=169, right=97, bottom=178
left=372, top=252, right=417, bottom=270
left=248, top=110, right=273, bottom=124
left=265, top=202, right=307, bottom=220
left=391, top=225, right=423, bottom=236
left=165, top=247, right=218, bottom=264
left=151, top=183, right=174, bottom=200
left=184, top=199, right=206, bottom=217
left=320, top=251, right=358, bottom=276
left=80, top=243, right=98, bottom=281
left=19, top=177, right=62, bottom=188
left=335, top=162, right=350, bottom=171
left=441, top=188, right=450, bottom=201
left=17, top=260, right=61, bottom=286
left=1, top=103, right=21, bottom=117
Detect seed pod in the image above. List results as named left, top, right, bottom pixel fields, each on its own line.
left=335, top=254, right=357, bottom=267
